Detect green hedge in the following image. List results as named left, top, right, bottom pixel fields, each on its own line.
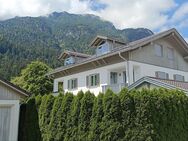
left=19, top=89, right=188, bottom=141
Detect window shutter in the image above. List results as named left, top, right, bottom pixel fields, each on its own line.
left=68, top=80, right=70, bottom=89
left=96, top=73, right=100, bottom=85
left=86, top=76, right=89, bottom=87
left=75, top=79, right=78, bottom=88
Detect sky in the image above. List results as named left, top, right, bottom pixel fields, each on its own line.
left=0, top=0, right=188, bottom=41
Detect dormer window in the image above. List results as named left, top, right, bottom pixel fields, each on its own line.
left=59, top=50, right=91, bottom=66
left=91, top=35, right=126, bottom=56
left=96, top=42, right=111, bottom=56
left=64, top=56, right=75, bottom=66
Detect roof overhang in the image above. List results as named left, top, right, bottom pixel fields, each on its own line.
left=0, top=77, right=29, bottom=97
left=89, top=35, right=126, bottom=47
left=58, top=50, right=91, bottom=60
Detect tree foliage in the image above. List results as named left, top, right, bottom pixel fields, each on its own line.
left=11, top=61, right=53, bottom=95
left=0, top=12, right=153, bottom=80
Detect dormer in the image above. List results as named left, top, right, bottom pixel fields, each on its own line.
left=90, top=35, right=126, bottom=56
left=58, top=50, right=91, bottom=66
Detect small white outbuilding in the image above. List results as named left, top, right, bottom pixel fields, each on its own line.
left=0, top=77, right=29, bottom=141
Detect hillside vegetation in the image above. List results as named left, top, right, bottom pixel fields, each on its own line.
left=0, top=12, right=153, bottom=80
left=19, top=88, right=188, bottom=141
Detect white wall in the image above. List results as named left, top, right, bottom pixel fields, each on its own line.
left=54, top=60, right=188, bottom=95
left=54, top=62, right=127, bottom=95
left=129, top=61, right=188, bottom=84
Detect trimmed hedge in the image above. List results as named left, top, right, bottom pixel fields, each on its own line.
left=19, top=89, right=188, bottom=141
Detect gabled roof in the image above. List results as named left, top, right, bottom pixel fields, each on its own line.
left=89, top=35, right=126, bottom=47
left=48, top=28, right=188, bottom=76
left=128, top=76, right=188, bottom=93
left=58, top=50, right=91, bottom=60
left=0, top=77, right=29, bottom=97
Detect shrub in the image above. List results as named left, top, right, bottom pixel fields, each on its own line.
left=19, top=89, right=188, bottom=141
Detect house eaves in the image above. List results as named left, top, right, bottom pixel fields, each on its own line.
left=0, top=77, right=30, bottom=97
left=89, top=35, right=126, bottom=47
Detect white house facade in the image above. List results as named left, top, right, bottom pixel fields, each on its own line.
left=48, top=28, right=188, bottom=95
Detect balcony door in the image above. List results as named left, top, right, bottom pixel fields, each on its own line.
left=110, top=72, right=118, bottom=84
left=123, top=71, right=127, bottom=83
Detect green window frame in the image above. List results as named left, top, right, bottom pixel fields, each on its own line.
left=86, top=73, right=100, bottom=87
left=68, top=78, right=78, bottom=90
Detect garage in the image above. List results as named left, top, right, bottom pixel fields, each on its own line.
left=0, top=77, right=29, bottom=141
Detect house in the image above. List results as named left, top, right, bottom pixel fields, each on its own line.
left=128, top=76, right=188, bottom=94
left=48, top=28, right=188, bottom=95
left=0, top=77, right=29, bottom=141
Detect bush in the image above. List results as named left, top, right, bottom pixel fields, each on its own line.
left=19, top=89, right=188, bottom=141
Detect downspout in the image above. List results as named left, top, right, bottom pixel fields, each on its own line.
left=118, top=52, right=130, bottom=86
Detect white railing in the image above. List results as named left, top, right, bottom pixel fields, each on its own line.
left=102, top=83, right=128, bottom=93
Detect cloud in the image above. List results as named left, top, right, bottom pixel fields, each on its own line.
left=0, top=0, right=92, bottom=20
left=0, top=0, right=187, bottom=33
left=171, top=2, right=188, bottom=22
left=96, top=0, right=176, bottom=30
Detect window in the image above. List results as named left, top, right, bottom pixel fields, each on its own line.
left=167, top=47, right=174, bottom=60
left=110, top=72, right=118, bottom=84
left=154, top=44, right=163, bottom=57
left=96, top=42, right=110, bottom=56
left=86, top=73, right=100, bottom=87
left=64, top=56, right=75, bottom=66
left=155, top=71, right=169, bottom=79
left=68, top=78, right=78, bottom=89
left=174, top=74, right=184, bottom=81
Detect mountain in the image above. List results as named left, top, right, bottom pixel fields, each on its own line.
left=0, top=12, right=153, bottom=80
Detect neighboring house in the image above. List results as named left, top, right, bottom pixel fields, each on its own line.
left=48, top=28, right=188, bottom=95
left=0, top=77, right=29, bottom=141
left=128, top=76, right=188, bottom=94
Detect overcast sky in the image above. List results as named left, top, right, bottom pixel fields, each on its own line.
left=0, top=0, right=188, bottom=40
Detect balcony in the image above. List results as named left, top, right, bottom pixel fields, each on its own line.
left=102, top=83, right=128, bottom=93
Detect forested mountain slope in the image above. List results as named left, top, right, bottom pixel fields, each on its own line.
left=0, top=12, right=153, bottom=80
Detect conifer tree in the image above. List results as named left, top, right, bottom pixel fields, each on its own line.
left=64, top=91, right=84, bottom=141
left=78, top=91, right=95, bottom=140
left=89, top=92, right=104, bottom=141
left=100, top=89, right=123, bottom=141
left=38, top=95, right=55, bottom=141
left=35, top=94, right=42, bottom=110
left=20, top=97, right=41, bottom=141
left=56, top=92, right=74, bottom=140
left=48, top=93, right=64, bottom=141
